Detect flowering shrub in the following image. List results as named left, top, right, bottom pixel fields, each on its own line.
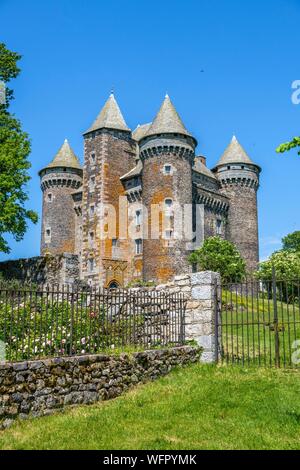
left=0, top=294, right=145, bottom=361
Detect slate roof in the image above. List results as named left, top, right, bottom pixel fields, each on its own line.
left=144, top=95, right=194, bottom=139
left=193, top=157, right=217, bottom=180
left=42, top=139, right=82, bottom=171
left=132, top=123, right=152, bottom=142
left=84, top=93, right=130, bottom=134
left=215, top=136, right=256, bottom=167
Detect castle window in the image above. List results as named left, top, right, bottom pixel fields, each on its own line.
left=135, top=210, right=142, bottom=226
left=47, top=193, right=52, bottom=202
left=165, top=229, right=174, bottom=240
left=112, top=238, right=118, bottom=247
left=90, top=152, right=96, bottom=164
left=90, top=176, right=95, bottom=192
left=135, top=239, right=143, bottom=255
left=88, top=258, right=95, bottom=273
left=227, top=166, right=230, bottom=170
left=216, top=219, right=222, bottom=235
left=90, top=205, right=95, bottom=217
left=163, top=164, right=172, bottom=175
left=165, top=198, right=173, bottom=208
left=45, top=228, right=51, bottom=242
left=89, top=232, right=95, bottom=247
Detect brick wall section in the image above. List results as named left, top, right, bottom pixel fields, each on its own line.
left=0, top=346, right=201, bottom=429
left=0, top=254, right=80, bottom=285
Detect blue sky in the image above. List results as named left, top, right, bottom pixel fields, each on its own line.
left=0, top=0, right=299, bottom=261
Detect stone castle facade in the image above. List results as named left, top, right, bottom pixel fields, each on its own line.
left=39, top=93, right=261, bottom=287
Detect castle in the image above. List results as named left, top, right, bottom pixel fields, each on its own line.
left=39, top=93, right=261, bottom=288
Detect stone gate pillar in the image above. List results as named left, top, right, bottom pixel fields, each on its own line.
left=170, top=271, right=221, bottom=363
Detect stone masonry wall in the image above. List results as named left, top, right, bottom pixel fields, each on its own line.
left=0, top=346, right=201, bottom=429
left=153, top=271, right=221, bottom=363
left=0, top=254, right=80, bottom=286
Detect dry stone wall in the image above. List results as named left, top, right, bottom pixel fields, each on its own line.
left=0, top=254, right=80, bottom=286
left=0, top=346, right=201, bottom=429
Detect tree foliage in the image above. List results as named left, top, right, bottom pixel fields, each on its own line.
left=256, top=250, right=300, bottom=282
left=188, top=236, right=246, bottom=282
left=276, top=136, right=300, bottom=156
left=282, top=231, right=300, bottom=252
left=0, top=43, right=37, bottom=253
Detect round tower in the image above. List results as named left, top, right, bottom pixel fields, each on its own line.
left=212, top=136, right=261, bottom=274
left=39, top=139, right=83, bottom=255
left=140, top=95, right=196, bottom=283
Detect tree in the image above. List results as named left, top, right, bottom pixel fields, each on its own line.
left=256, top=250, right=300, bottom=302
left=257, top=250, right=300, bottom=281
left=0, top=43, right=37, bottom=253
left=276, top=137, right=300, bottom=156
left=188, top=236, right=246, bottom=282
left=282, top=231, right=300, bottom=252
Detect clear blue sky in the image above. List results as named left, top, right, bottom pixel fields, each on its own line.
left=0, top=0, right=299, bottom=261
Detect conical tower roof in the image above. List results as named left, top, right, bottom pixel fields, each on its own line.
left=214, top=136, right=258, bottom=168
left=84, top=93, right=130, bottom=134
left=144, top=95, right=194, bottom=140
left=40, top=139, right=82, bottom=174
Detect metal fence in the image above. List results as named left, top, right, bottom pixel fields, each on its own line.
left=0, top=286, right=186, bottom=362
left=218, top=275, right=300, bottom=368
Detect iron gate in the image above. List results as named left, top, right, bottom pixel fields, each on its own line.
left=217, top=274, right=300, bottom=367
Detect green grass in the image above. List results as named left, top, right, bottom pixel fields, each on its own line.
left=221, top=290, right=300, bottom=367
left=1, top=364, right=300, bottom=450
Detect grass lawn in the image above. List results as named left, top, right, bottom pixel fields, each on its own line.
left=221, top=289, right=300, bottom=367
left=1, top=364, right=300, bottom=450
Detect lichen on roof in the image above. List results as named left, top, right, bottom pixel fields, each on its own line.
left=43, top=139, right=82, bottom=171
left=144, top=94, right=194, bottom=139
left=84, top=93, right=130, bottom=134
left=132, top=123, right=152, bottom=142
left=215, top=135, right=258, bottom=167
left=193, top=157, right=217, bottom=180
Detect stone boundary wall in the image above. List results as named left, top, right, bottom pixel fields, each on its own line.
left=0, top=346, right=201, bottom=429
left=0, top=254, right=80, bottom=286
left=135, top=271, right=221, bottom=363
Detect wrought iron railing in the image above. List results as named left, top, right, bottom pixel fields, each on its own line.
left=0, top=285, right=186, bottom=362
